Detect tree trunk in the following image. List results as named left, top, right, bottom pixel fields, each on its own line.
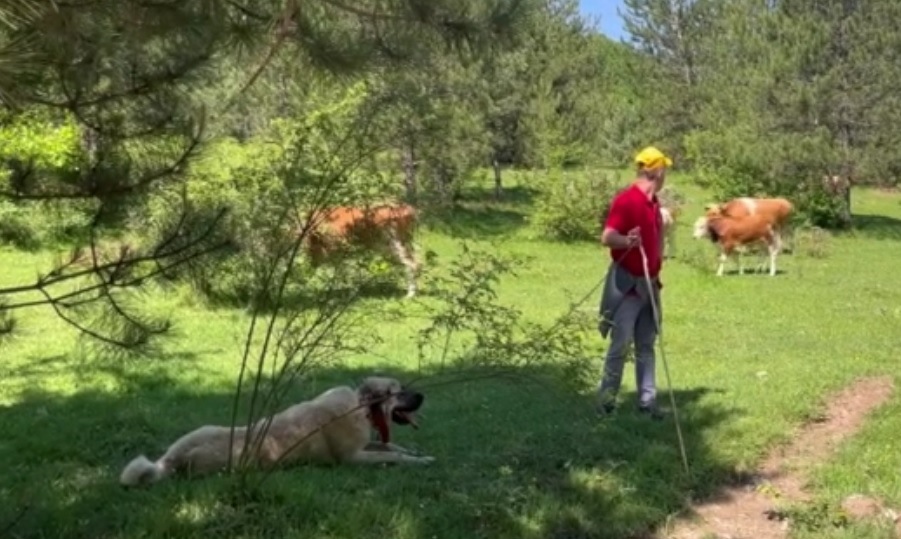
left=834, top=6, right=856, bottom=229
left=670, top=0, right=697, bottom=87
left=436, top=166, right=454, bottom=207
left=401, top=140, right=417, bottom=202
left=839, top=123, right=854, bottom=227
left=492, top=158, right=503, bottom=201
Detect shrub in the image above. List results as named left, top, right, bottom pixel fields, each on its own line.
left=134, top=137, right=300, bottom=305
left=530, top=168, right=618, bottom=242
left=132, top=82, right=406, bottom=305
left=0, top=108, right=94, bottom=247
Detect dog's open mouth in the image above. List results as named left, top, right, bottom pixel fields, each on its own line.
left=391, top=409, right=419, bottom=429
left=368, top=389, right=424, bottom=443
left=391, top=389, right=424, bottom=430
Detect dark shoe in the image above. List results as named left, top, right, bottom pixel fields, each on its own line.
left=597, top=402, right=616, bottom=416
left=637, top=404, right=666, bottom=420
left=595, top=387, right=618, bottom=417
left=595, top=400, right=617, bottom=417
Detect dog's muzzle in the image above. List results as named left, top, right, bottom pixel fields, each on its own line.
left=391, top=389, right=424, bottom=429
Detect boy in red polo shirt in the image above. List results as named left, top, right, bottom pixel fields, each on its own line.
left=596, top=146, right=671, bottom=420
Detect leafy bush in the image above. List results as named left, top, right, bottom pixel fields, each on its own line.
left=0, top=109, right=83, bottom=173
left=530, top=168, right=618, bottom=242
left=793, top=177, right=850, bottom=229
left=137, top=137, right=291, bottom=304
left=133, top=81, right=405, bottom=305
left=414, top=243, right=595, bottom=387
left=0, top=109, right=95, bottom=246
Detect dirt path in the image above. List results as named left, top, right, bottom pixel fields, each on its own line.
left=657, top=375, right=896, bottom=539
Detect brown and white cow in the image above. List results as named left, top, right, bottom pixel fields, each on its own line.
left=302, top=203, right=420, bottom=298
left=704, top=197, right=794, bottom=248
left=692, top=210, right=782, bottom=277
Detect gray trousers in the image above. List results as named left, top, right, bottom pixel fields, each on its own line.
left=598, top=290, right=659, bottom=408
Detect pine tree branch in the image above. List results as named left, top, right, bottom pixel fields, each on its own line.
left=31, top=51, right=214, bottom=110
left=0, top=203, right=231, bottom=349
left=224, top=0, right=268, bottom=22
left=317, top=0, right=407, bottom=21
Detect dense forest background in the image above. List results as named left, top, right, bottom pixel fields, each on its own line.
left=1, top=0, right=899, bottom=345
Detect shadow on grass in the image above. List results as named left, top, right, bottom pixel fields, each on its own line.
left=453, top=183, right=539, bottom=206
left=424, top=205, right=530, bottom=240
left=676, top=248, right=790, bottom=278
left=849, top=213, right=901, bottom=241
left=423, top=185, right=538, bottom=240
left=0, top=362, right=743, bottom=539
left=6, top=350, right=216, bottom=380
left=196, top=279, right=414, bottom=314
left=719, top=268, right=788, bottom=277
left=177, top=261, right=420, bottom=313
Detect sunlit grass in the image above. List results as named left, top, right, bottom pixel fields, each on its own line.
left=1, top=177, right=900, bottom=538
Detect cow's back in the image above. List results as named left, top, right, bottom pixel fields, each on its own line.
left=316, top=204, right=416, bottom=244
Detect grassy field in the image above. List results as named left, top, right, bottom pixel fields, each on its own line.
left=2, top=174, right=901, bottom=539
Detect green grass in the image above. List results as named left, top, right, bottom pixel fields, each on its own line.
left=2, top=175, right=901, bottom=538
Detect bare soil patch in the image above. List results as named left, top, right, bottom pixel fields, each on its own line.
left=657, top=376, right=896, bottom=539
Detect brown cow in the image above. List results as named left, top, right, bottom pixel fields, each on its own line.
left=692, top=211, right=781, bottom=276
left=704, top=197, right=794, bottom=247
left=303, top=203, right=420, bottom=298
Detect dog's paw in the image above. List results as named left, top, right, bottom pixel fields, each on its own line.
left=416, top=455, right=436, bottom=464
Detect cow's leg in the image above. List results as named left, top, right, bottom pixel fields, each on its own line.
left=760, top=241, right=770, bottom=272
left=388, top=234, right=419, bottom=298
left=768, top=234, right=781, bottom=277
left=716, top=250, right=728, bottom=277
left=747, top=243, right=762, bottom=273
left=771, top=225, right=782, bottom=253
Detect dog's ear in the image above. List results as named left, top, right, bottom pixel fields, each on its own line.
left=358, top=379, right=387, bottom=404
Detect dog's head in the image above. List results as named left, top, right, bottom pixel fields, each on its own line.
left=357, top=376, right=424, bottom=443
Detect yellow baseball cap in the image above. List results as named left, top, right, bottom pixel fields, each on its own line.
left=634, top=146, right=673, bottom=170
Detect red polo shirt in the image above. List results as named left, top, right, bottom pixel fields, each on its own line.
left=603, top=184, right=663, bottom=282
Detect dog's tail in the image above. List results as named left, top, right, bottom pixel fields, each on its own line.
left=120, top=454, right=170, bottom=487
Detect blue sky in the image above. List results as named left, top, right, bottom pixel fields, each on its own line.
left=579, top=0, right=627, bottom=41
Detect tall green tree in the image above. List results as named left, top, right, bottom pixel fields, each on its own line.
left=621, top=0, right=715, bottom=155
left=0, top=0, right=539, bottom=349
left=681, top=0, right=901, bottom=226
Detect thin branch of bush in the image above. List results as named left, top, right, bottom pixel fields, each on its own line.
left=221, top=103, right=398, bottom=486
left=408, top=242, right=597, bottom=392
left=164, top=85, right=600, bottom=497
left=218, top=234, right=599, bottom=498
